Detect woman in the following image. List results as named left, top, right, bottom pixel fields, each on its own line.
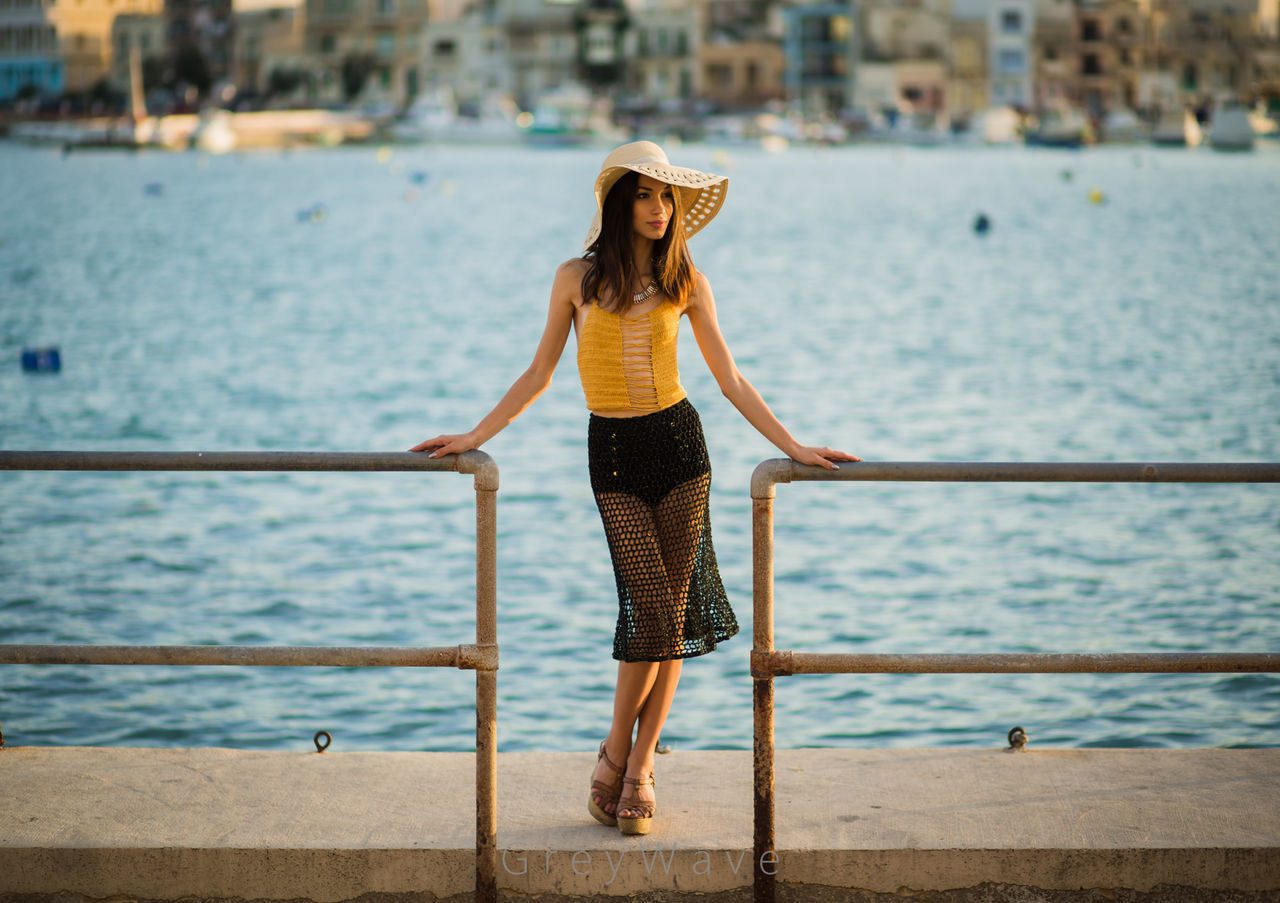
left=412, top=141, right=857, bottom=836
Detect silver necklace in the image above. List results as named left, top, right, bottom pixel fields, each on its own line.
left=632, top=280, right=659, bottom=304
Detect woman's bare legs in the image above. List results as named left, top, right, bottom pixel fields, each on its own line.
left=592, top=658, right=683, bottom=817
left=619, top=659, right=682, bottom=817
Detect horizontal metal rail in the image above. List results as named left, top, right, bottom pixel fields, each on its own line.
left=0, top=450, right=499, bottom=491
left=751, top=459, right=1280, bottom=497
left=752, top=651, right=1280, bottom=677
left=0, top=449, right=499, bottom=903
left=0, top=643, right=499, bottom=671
left=750, top=458, right=1280, bottom=903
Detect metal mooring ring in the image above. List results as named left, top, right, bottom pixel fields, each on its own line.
left=314, top=730, right=332, bottom=753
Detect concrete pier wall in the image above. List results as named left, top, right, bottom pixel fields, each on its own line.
left=2, top=747, right=1278, bottom=901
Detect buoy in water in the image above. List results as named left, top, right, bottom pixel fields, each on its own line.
left=1088, top=188, right=1106, bottom=205
left=22, top=346, right=61, bottom=373
left=144, top=182, right=164, bottom=196
left=410, top=170, right=429, bottom=185
left=297, top=203, right=327, bottom=223
left=973, top=213, right=992, bottom=235
left=1060, top=169, right=1074, bottom=182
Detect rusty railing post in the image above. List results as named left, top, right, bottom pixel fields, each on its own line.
left=459, top=451, right=499, bottom=903
left=751, top=459, right=790, bottom=903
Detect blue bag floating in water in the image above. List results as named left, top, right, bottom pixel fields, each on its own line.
left=21, top=347, right=61, bottom=373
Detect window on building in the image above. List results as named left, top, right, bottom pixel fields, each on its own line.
left=117, top=33, right=128, bottom=56
left=1116, top=17, right=1131, bottom=36
left=320, top=32, right=336, bottom=53
left=675, top=30, right=686, bottom=55
left=802, top=17, right=830, bottom=42
left=636, top=27, right=647, bottom=54
left=1081, top=18, right=1101, bottom=41
left=1000, top=10, right=1021, bottom=33
left=375, top=0, right=393, bottom=15
left=0, top=28, right=11, bottom=51
left=583, top=23, right=613, bottom=64
left=139, top=31, right=149, bottom=51
left=1082, top=53, right=1101, bottom=75
left=998, top=48, right=1024, bottom=74
left=1118, top=47, right=1130, bottom=65
left=707, top=62, right=731, bottom=90
left=1044, top=44, right=1057, bottom=61
left=433, top=38, right=455, bottom=57
left=379, top=65, right=391, bottom=88
left=376, top=32, right=395, bottom=57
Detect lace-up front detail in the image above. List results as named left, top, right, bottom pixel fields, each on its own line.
left=578, top=302, right=686, bottom=413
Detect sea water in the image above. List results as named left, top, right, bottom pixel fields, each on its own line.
left=1, top=140, right=1277, bottom=752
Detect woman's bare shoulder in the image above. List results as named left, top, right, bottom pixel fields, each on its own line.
left=684, top=267, right=714, bottom=312
left=557, top=257, right=591, bottom=280
left=553, top=257, right=590, bottom=309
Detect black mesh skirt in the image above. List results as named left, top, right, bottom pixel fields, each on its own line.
left=588, top=398, right=739, bottom=662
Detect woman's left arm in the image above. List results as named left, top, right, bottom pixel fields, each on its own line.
left=685, top=271, right=860, bottom=470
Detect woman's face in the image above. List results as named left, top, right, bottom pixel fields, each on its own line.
left=632, top=175, right=674, bottom=243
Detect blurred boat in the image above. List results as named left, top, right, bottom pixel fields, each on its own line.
left=1151, top=108, right=1202, bottom=147
left=523, top=83, right=625, bottom=147
left=1250, top=104, right=1279, bottom=141
left=977, top=106, right=1022, bottom=145
left=9, top=109, right=376, bottom=151
left=1208, top=99, right=1255, bottom=152
left=1101, top=109, right=1147, bottom=144
left=390, top=88, right=521, bottom=145
left=1025, top=106, right=1090, bottom=148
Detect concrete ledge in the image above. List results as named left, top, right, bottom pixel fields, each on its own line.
left=2, top=747, right=1278, bottom=901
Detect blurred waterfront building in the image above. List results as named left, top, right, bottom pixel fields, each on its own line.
left=1031, top=0, right=1072, bottom=112
left=1138, top=0, right=1278, bottom=111
left=783, top=0, right=857, bottom=117
left=167, top=0, right=235, bottom=94
left=5, top=0, right=163, bottom=98
left=945, top=14, right=987, bottom=118
left=1071, top=0, right=1142, bottom=117
left=109, top=12, right=165, bottom=92
left=987, top=0, right=1032, bottom=107
left=699, top=0, right=784, bottom=109
left=305, top=0, right=427, bottom=106
left=855, top=0, right=949, bottom=118
left=231, top=4, right=304, bottom=98
left=620, top=0, right=699, bottom=110
left=494, top=0, right=575, bottom=108
left=0, top=0, right=61, bottom=100
left=419, top=0, right=510, bottom=105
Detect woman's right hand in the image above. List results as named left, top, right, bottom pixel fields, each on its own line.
left=409, top=433, right=478, bottom=458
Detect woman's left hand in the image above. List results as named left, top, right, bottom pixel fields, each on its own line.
left=791, top=446, right=861, bottom=470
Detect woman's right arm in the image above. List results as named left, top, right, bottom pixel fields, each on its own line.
left=410, top=260, right=580, bottom=457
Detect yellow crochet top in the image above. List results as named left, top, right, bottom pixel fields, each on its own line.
left=577, top=301, right=687, bottom=413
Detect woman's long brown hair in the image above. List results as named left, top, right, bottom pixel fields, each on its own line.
left=582, top=170, right=696, bottom=313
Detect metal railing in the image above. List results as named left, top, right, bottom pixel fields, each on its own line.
left=749, top=460, right=1280, bottom=903
left=0, top=450, right=500, bottom=903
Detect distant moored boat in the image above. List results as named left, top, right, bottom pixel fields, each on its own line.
left=1208, top=99, right=1255, bottom=152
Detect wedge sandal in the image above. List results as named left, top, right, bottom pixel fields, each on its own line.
left=616, top=774, right=656, bottom=836
left=588, top=741, right=626, bottom=827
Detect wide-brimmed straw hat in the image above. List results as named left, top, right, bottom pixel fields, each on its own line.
left=582, top=140, right=728, bottom=252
